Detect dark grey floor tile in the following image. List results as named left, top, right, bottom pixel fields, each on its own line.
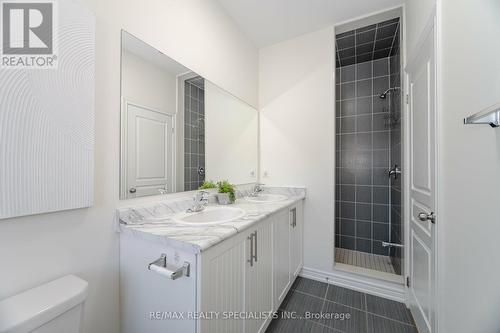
left=280, top=290, right=324, bottom=318
left=266, top=317, right=341, bottom=333
left=366, top=294, right=414, bottom=325
left=291, top=277, right=328, bottom=298
left=325, top=285, right=366, bottom=311
left=367, top=314, right=418, bottom=333
left=308, top=321, right=343, bottom=333
left=265, top=315, right=310, bottom=333
left=319, top=300, right=367, bottom=333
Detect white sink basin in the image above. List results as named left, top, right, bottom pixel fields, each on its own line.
left=172, top=206, right=246, bottom=225
left=245, top=194, right=288, bottom=203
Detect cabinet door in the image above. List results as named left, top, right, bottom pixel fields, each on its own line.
left=290, top=203, right=303, bottom=278
left=245, top=221, right=273, bottom=333
left=272, top=209, right=291, bottom=308
left=199, top=236, right=247, bottom=333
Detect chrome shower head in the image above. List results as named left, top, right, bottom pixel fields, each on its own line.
left=379, top=87, right=399, bottom=99
left=379, top=88, right=391, bottom=99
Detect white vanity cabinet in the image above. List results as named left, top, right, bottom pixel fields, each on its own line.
left=199, top=218, right=273, bottom=333
left=120, top=200, right=304, bottom=333
left=272, top=203, right=304, bottom=309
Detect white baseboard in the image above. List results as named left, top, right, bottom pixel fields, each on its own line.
left=300, top=266, right=406, bottom=303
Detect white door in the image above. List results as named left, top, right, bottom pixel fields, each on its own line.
left=272, top=209, right=291, bottom=308
left=244, top=222, right=273, bottom=333
left=406, top=19, right=437, bottom=333
left=126, top=102, right=174, bottom=198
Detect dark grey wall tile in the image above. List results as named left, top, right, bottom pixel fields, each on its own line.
left=341, top=99, right=356, bottom=116
left=373, top=58, right=389, bottom=77
left=341, top=236, right=356, bottom=250
left=340, top=185, right=355, bottom=201
left=357, top=114, right=372, bottom=132
left=341, top=82, right=355, bottom=99
left=373, top=204, right=389, bottom=223
left=356, top=220, right=372, bottom=239
left=356, top=61, right=372, bottom=80
left=373, top=186, right=389, bottom=204
left=373, top=150, right=389, bottom=167
left=341, top=202, right=355, bottom=219
left=341, top=65, right=356, bottom=82
left=373, top=113, right=390, bottom=131
left=356, top=203, right=372, bottom=221
left=341, top=219, right=356, bottom=236
left=356, top=79, right=373, bottom=97
left=340, top=168, right=355, bottom=184
left=373, top=222, right=389, bottom=241
left=356, top=238, right=372, bottom=253
left=341, top=134, right=356, bottom=150
left=356, top=97, right=372, bottom=115
left=373, top=168, right=389, bottom=186
left=356, top=133, right=372, bottom=150
left=373, top=131, right=389, bottom=149
left=355, top=169, right=372, bottom=186
left=341, top=116, right=356, bottom=133
left=356, top=186, right=372, bottom=203
left=355, top=150, right=371, bottom=169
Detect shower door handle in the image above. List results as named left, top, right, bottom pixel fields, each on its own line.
left=418, top=212, right=436, bottom=224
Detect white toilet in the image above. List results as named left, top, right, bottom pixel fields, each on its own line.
left=0, top=275, right=88, bottom=333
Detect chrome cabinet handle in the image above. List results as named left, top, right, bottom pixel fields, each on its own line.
left=418, top=212, right=436, bottom=224
left=290, top=208, right=297, bottom=228
left=253, top=231, right=258, bottom=263
left=129, top=188, right=136, bottom=193
left=247, top=234, right=254, bottom=267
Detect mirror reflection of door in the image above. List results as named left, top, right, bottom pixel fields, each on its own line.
left=124, top=102, right=174, bottom=198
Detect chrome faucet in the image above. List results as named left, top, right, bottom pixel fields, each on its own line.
left=249, top=183, right=265, bottom=197
left=388, top=164, right=402, bottom=179
left=187, top=190, right=209, bottom=213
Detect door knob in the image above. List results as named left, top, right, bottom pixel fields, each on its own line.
left=129, top=188, right=136, bottom=193
left=418, top=212, right=435, bottom=224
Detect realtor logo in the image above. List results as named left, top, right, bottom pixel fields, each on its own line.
left=1, top=0, right=57, bottom=68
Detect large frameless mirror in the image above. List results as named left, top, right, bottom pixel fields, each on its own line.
left=120, top=31, right=258, bottom=199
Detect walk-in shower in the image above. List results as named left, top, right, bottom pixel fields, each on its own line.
left=334, top=16, right=403, bottom=278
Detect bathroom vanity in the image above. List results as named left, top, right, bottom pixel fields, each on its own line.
left=118, top=187, right=305, bottom=333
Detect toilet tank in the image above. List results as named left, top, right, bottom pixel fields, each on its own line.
left=0, top=275, right=88, bottom=333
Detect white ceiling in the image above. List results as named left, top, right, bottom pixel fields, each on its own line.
left=216, top=0, right=404, bottom=47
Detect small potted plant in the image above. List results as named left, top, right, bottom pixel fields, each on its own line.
left=216, top=180, right=236, bottom=205
left=198, top=180, right=217, bottom=190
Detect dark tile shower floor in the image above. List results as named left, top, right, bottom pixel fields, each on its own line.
left=266, top=277, right=417, bottom=333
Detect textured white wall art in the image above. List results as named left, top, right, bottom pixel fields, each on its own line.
left=0, top=0, right=96, bottom=219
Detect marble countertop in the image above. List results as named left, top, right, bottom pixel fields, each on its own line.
left=116, top=187, right=306, bottom=254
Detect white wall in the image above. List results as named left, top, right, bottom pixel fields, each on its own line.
left=0, top=0, right=258, bottom=332
left=205, top=81, right=259, bottom=184
left=259, top=27, right=335, bottom=272
left=439, top=0, right=500, bottom=331
left=121, top=50, right=177, bottom=114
